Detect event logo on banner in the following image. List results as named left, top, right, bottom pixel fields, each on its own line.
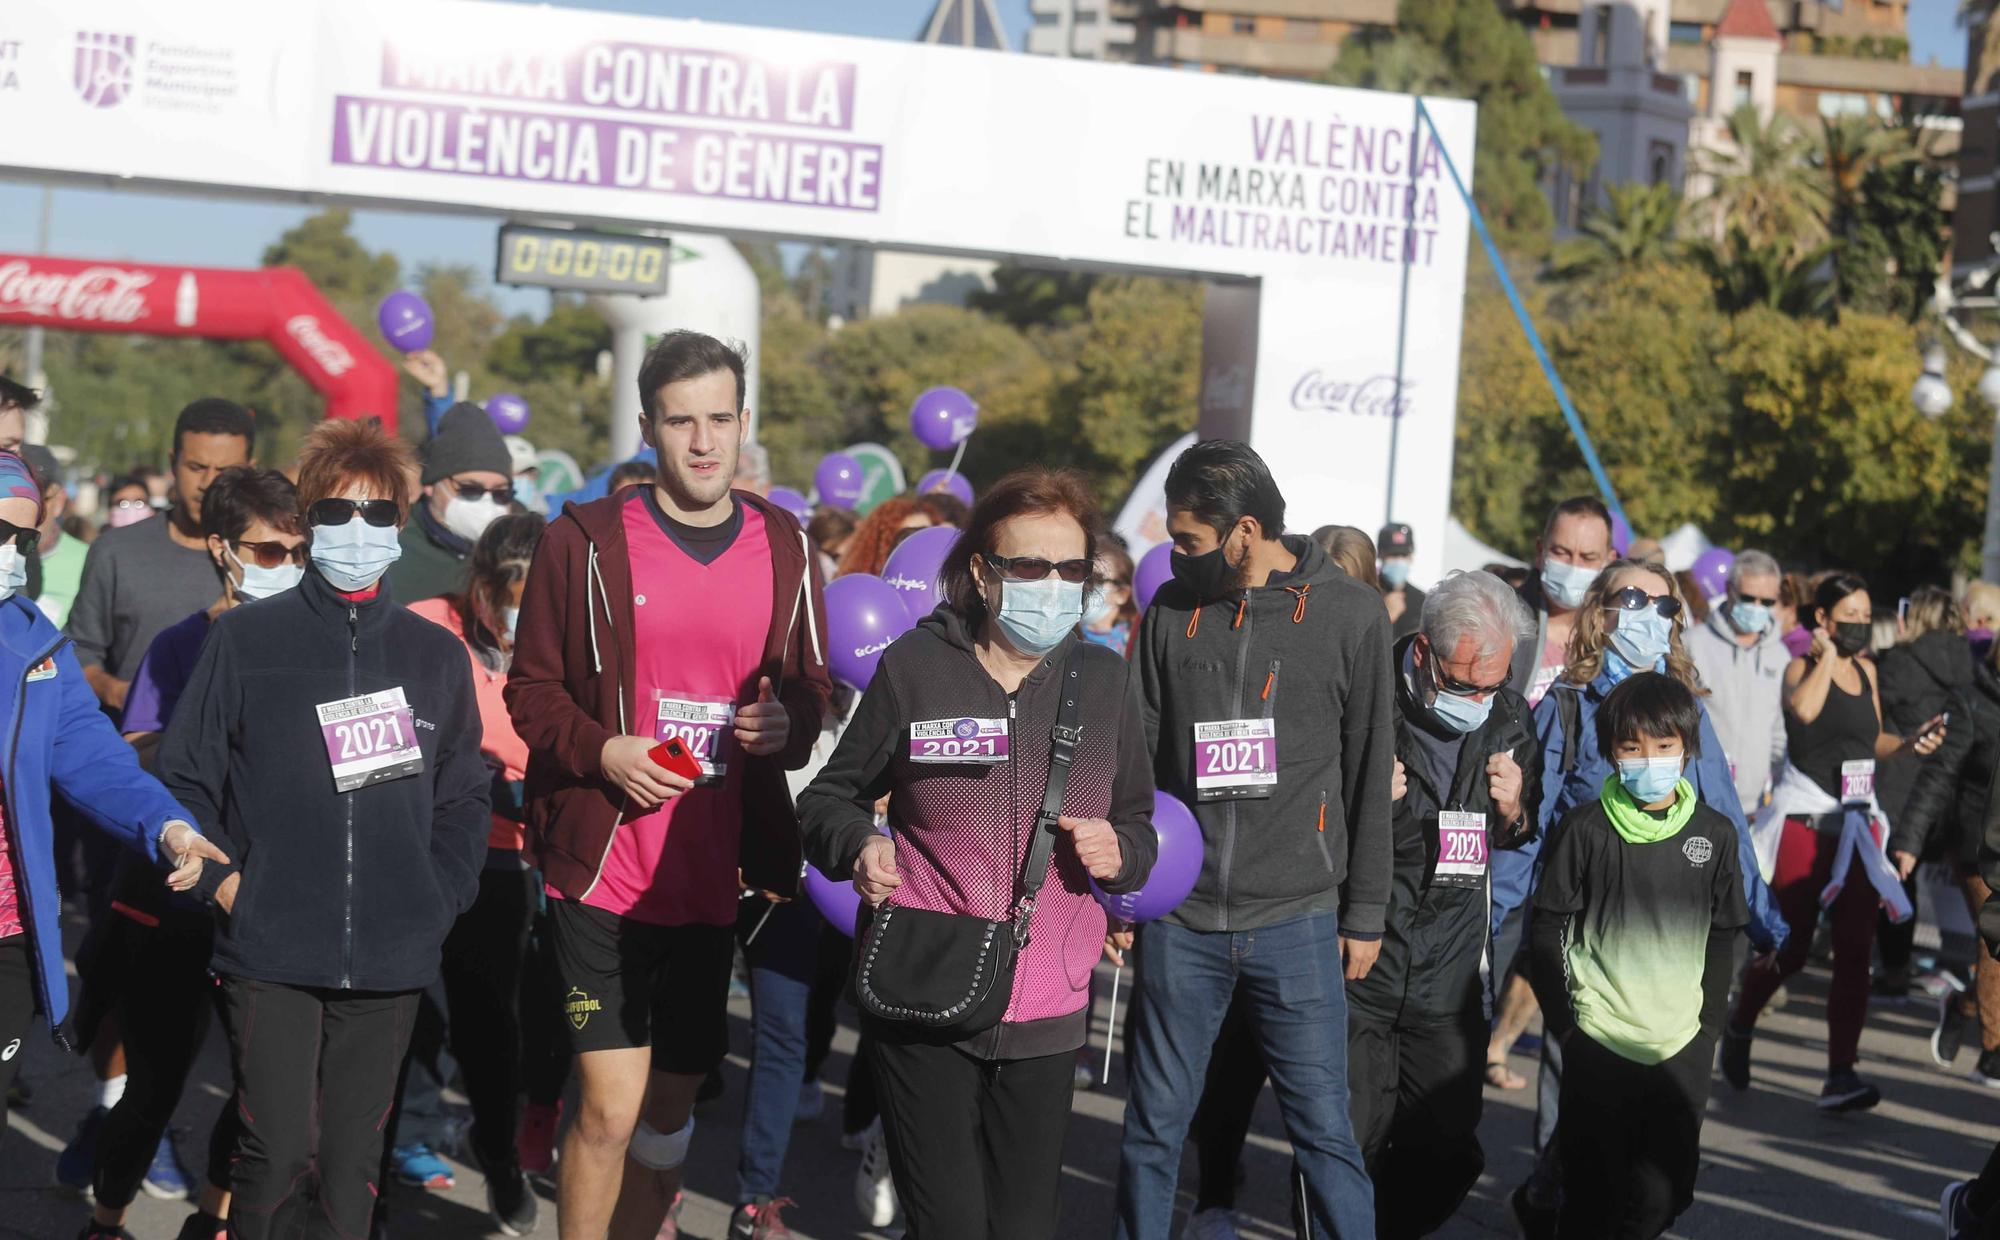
left=73, top=32, right=134, bottom=108
left=0, top=260, right=152, bottom=323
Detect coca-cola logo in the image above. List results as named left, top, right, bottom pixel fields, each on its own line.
left=0, top=261, right=153, bottom=323
left=1289, top=371, right=1415, bottom=419
left=285, top=315, right=355, bottom=377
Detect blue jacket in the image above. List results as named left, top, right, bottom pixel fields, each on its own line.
left=1491, top=668, right=1789, bottom=952
left=0, top=595, right=194, bottom=1033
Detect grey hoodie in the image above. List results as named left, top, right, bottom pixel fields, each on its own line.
left=1686, top=608, right=1789, bottom=813
left=1133, top=535, right=1395, bottom=936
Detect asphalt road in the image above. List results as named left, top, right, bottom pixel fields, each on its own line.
left=3, top=927, right=1990, bottom=1239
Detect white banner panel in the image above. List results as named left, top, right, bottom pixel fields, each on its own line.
left=4, top=0, right=1474, bottom=582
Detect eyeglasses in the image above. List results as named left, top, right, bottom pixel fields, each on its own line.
left=111, top=497, right=150, bottom=511
left=1735, top=592, right=1779, bottom=608
left=308, top=498, right=400, bottom=528
left=1604, top=585, right=1682, bottom=619
left=982, top=552, right=1093, bottom=584
left=0, top=519, right=35, bottom=555
left=234, top=539, right=307, bottom=569
left=452, top=480, right=514, bottom=504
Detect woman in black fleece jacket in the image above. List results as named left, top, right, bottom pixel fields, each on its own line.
left=157, top=421, right=490, bottom=1240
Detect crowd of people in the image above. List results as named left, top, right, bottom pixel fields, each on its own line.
left=1, top=327, right=1998, bottom=1240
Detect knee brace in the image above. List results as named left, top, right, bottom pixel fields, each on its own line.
left=628, top=1115, right=695, bottom=1171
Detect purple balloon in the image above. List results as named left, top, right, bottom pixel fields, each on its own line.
left=1133, top=542, right=1174, bottom=613
left=1092, top=792, right=1203, bottom=925
left=881, top=525, right=957, bottom=621
left=814, top=452, right=865, bottom=510
left=1610, top=512, right=1633, bottom=557
left=1691, top=548, right=1734, bottom=601
left=768, top=485, right=812, bottom=525
left=376, top=290, right=434, bottom=352
left=805, top=863, right=863, bottom=937
left=826, top=573, right=915, bottom=691
left=486, top=392, right=530, bottom=435
left=917, top=469, right=974, bottom=508
left=909, top=386, right=978, bottom=451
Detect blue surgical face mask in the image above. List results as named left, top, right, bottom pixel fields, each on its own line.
left=311, top=519, right=403, bottom=592
left=1607, top=607, right=1673, bottom=671
left=1380, top=558, right=1412, bottom=589
left=1541, top=558, right=1599, bottom=610
left=1083, top=585, right=1117, bottom=629
left=1728, top=598, right=1771, bottom=635
left=1617, top=755, right=1684, bottom=803
left=227, top=548, right=304, bottom=602
left=0, top=545, right=24, bottom=602
left=1421, top=649, right=1492, bottom=734
left=502, top=606, right=520, bottom=646
left=994, top=576, right=1085, bottom=656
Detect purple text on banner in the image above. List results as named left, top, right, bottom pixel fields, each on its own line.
left=379, top=41, right=859, bottom=133
left=330, top=95, right=884, bottom=212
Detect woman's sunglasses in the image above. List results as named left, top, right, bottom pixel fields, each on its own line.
left=233, top=539, right=307, bottom=569
left=982, top=552, right=1093, bottom=584
left=1604, top=585, right=1682, bottom=619
left=0, top=519, right=35, bottom=555
left=308, top=498, right=399, bottom=528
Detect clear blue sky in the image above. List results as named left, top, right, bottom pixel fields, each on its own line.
left=0, top=0, right=1970, bottom=318
left=0, top=0, right=1034, bottom=317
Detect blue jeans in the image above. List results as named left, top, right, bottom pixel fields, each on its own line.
left=734, top=894, right=823, bottom=1203
left=1115, top=912, right=1375, bottom=1239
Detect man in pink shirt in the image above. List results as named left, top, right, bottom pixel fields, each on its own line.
left=507, top=332, right=831, bottom=1240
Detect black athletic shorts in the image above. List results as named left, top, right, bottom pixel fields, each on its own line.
left=547, top=898, right=734, bottom=1073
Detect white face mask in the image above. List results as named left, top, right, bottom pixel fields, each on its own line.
left=0, top=545, right=24, bottom=602
left=502, top=606, right=520, bottom=646
left=226, top=548, right=304, bottom=601
left=443, top=493, right=505, bottom=543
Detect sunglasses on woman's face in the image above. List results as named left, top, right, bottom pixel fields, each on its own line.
left=234, top=539, right=307, bottom=569
left=308, top=498, right=399, bottom=528
left=0, top=519, right=35, bottom=555
left=982, top=552, right=1093, bottom=584
left=1604, top=585, right=1682, bottom=619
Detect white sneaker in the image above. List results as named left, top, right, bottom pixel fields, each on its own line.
left=852, top=1119, right=899, bottom=1228
left=795, top=1079, right=825, bottom=1123
left=1184, top=1207, right=1242, bottom=1240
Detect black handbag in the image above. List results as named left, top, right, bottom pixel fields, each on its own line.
left=853, top=646, right=1085, bottom=1039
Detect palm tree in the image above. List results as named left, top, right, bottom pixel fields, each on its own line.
left=1694, top=227, right=1834, bottom=319
left=1818, top=114, right=1918, bottom=226
left=1695, top=105, right=1829, bottom=254
left=1547, top=183, right=1685, bottom=281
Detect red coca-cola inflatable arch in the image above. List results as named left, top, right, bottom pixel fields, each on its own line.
left=0, top=254, right=400, bottom=430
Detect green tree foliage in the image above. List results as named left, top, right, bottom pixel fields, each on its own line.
left=1819, top=119, right=1945, bottom=321
left=1693, top=229, right=1834, bottom=318
left=1327, top=0, right=1596, bottom=257
left=967, top=264, right=1099, bottom=330
left=1695, top=106, right=1828, bottom=253
left=1547, top=183, right=1685, bottom=283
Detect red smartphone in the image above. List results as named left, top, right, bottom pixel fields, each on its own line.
left=648, top=737, right=704, bottom=783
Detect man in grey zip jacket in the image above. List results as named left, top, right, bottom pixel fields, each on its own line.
left=1685, top=549, right=1789, bottom=814
left=1115, top=439, right=1394, bottom=1240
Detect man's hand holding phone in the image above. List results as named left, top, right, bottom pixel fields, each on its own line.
left=602, top=735, right=695, bottom=809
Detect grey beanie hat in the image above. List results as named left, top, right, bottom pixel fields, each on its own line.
left=423, top=402, right=514, bottom=485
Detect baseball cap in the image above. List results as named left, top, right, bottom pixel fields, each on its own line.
left=1378, top=522, right=1415, bottom=557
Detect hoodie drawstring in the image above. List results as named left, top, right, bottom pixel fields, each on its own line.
left=1284, top=584, right=1310, bottom=623
left=586, top=542, right=627, bottom=736
left=1185, top=586, right=1305, bottom=637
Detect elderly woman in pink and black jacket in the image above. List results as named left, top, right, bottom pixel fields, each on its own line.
left=798, top=466, right=1155, bottom=1240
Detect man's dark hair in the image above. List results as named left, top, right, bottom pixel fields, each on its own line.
left=1596, top=671, right=1703, bottom=761
left=608, top=459, right=657, bottom=492
left=1541, top=495, right=1613, bottom=544
left=173, top=397, right=256, bottom=457
left=1164, top=439, right=1285, bottom=540
left=199, top=466, right=300, bottom=545
left=0, top=373, right=42, bottom=411
left=637, top=331, right=747, bottom=420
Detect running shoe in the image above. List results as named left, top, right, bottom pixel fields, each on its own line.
left=517, top=1100, right=561, bottom=1176
left=390, top=1143, right=457, bottom=1190
left=1873, top=967, right=1912, bottom=1001
left=486, top=1165, right=538, bottom=1238
left=794, top=1079, right=824, bottom=1123
left=1508, top=1182, right=1558, bottom=1240
left=55, top=1105, right=108, bottom=1192
left=1943, top=1178, right=1973, bottom=1239
left=1972, top=1048, right=2000, bottom=1090
left=1183, top=1207, right=1242, bottom=1240
left=142, top=1130, right=194, bottom=1200
left=1934, top=985, right=1971, bottom=1068
left=728, top=1196, right=795, bottom=1239
left=1719, top=1024, right=1753, bottom=1092
left=170, top=1213, right=226, bottom=1240
left=75, top=1224, right=135, bottom=1240
left=1074, top=1051, right=1099, bottom=1093
left=1817, top=1068, right=1882, bottom=1112
left=853, top=1119, right=899, bottom=1228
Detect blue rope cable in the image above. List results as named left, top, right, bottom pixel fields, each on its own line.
left=1415, top=98, right=1630, bottom=533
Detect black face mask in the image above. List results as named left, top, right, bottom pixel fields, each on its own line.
left=1170, top=536, right=1241, bottom=601
left=1832, top=621, right=1872, bottom=659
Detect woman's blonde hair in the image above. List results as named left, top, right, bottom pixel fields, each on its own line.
left=1903, top=585, right=1962, bottom=641
left=1562, top=557, right=1707, bottom=695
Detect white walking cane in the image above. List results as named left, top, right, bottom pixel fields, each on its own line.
left=1101, top=964, right=1122, bottom=1084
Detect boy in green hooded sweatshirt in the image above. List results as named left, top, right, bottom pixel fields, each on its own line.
left=1529, top=672, right=1749, bottom=1238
